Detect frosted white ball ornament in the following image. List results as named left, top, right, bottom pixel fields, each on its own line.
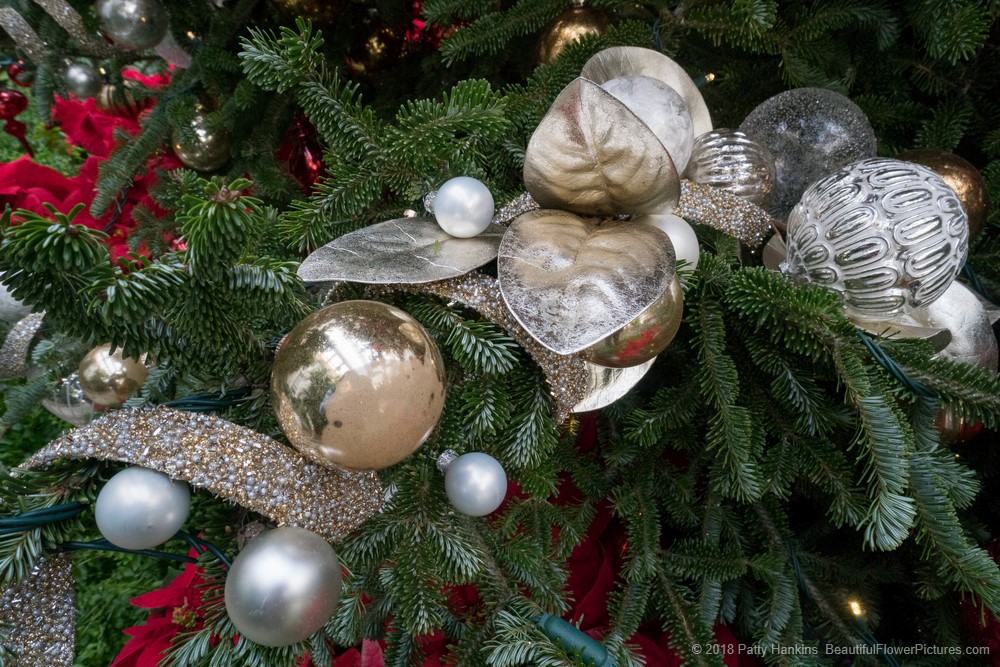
left=95, top=467, right=190, bottom=550
left=599, top=75, right=694, bottom=174
left=633, top=212, right=699, bottom=270
left=432, top=177, right=495, bottom=238
left=780, top=158, right=968, bottom=319
left=442, top=452, right=507, bottom=517
left=224, top=526, right=342, bottom=647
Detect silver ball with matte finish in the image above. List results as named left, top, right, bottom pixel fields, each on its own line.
left=444, top=452, right=508, bottom=517
left=95, top=467, right=190, bottom=550
left=224, top=526, right=342, bottom=647
left=433, top=177, right=495, bottom=238
left=95, top=0, right=169, bottom=51
left=64, top=62, right=103, bottom=100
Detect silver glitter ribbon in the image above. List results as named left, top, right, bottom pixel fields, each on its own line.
left=31, top=0, right=115, bottom=57
left=0, top=312, right=44, bottom=379
left=3, top=407, right=383, bottom=662
left=0, top=9, right=47, bottom=64
left=675, top=180, right=778, bottom=249
left=373, top=273, right=589, bottom=421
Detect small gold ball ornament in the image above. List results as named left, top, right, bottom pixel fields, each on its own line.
left=346, top=21, right=406, bottom=78
left=583, top=275, right=684, bottom=368
left=271, top=300, right=446, bottom=471
left=95, top=81, right=141, bottom=116
left=78, top=343, right=148, bottom=407
left=271, top=0, right=342, bottom=26
left=897, top=149, right=990, bottom=241
left=537, top=3, right=611, bottom=65
left=172, top=111, right=232, bottom=172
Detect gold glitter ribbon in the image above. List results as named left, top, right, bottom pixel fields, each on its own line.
left=0, top=312, right=44, bottom=379
left=0, top=9, right=47, bottom=64
left=0, top=556, right=75, bottom=666
left=31, top=0, right=115, bottom=58
left=374, top=273, right=590, bottom=421
left=3, top=407, right=383, bottom=663
left=675, top=180, right=778, bottom=249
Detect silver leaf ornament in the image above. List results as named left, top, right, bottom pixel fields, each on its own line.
left=498, top=209, right=675, bottom=355
left=297, top=217, right=506, bottom=284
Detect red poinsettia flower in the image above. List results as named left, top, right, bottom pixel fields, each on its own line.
left=112, top=555, right=208, bottom=667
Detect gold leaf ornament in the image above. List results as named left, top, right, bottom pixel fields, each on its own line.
left=523, top=77, right=681, bottom=217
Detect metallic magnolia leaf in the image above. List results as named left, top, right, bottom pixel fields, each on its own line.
left=573, top=359, right=655, bottom=413
left=523, top=78, right=680, bottom=218
left=297, top=218, right=506, bottom=284
left=498, top=209, right=675, bottom=355
left=581, top=46, right=713, bottom=138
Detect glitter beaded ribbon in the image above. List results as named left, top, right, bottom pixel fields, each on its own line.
left=3, top=407, right=383, bottom=663
left=0, top=312, right=44, bottom=379
left=675, top=180, right=777, bottom=248
left=32, top=0, right=115, bottom=58
left=373, top=273, right=589, bottom=421
left=0, top=9, right=47, bottom=64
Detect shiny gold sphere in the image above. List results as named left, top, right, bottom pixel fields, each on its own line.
left=78, top=343, right=148, bottom=407
left=346, top=23, right=405, bottom=78
left=537, top=5, right=611, bottom=65
left=272, top=0, right=342, bottom=25
left=897, top=149, right=990, bottom=240
left=271, top=300, right=446, bottom=471
left=95, top=82, right=140, bottom=116
left=172, top=112, right=232, bottom=173
left=583, top=275, right=684, bottom=368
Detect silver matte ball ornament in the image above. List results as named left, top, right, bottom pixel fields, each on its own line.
left=95, top=467, right=190, bottom=550
left=781, top=158, right=968, bottom=318
left=599, top=75, right=694, bottom=174
left=908, top=282, right=998, bottom=371
left=64, top=62, right=103, bottom=100
left=686, top=129, right=776, bottom=210
left=224, top=526, right=342, bottom=647
left=433, top=177, right=495, bottom=238
left=739, top=88, right=876, bottom=219
left=95, top=0, right=169, bottom=51
left=444, top=452, right=508, bottom=517
left=172, top=112, right=232, bottom=172
left=634, top=212, right=700, bottom=270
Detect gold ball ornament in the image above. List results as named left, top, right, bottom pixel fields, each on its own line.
left=172, top=112, right=232, bottom=172
left=583, top=275, right=684, bottom=368
left=78, top=343, right=148, bottom=407
left=897, top=149, right=990, bottom=241
left=346, top=21, right=406, bottom=78
left=537, top=3, right=611, bottom=65
left=271, top=300, right=446, bottom=471
left=271, top=0, right=342, bottom=26
left=95, top=81, right=141, bottom=116
left=935, top=406, right=983, bottom=446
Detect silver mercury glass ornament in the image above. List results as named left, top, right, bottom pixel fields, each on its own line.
left=224, top=526, right=342, bottom=647
left=64, top=61, right=103, bottom=100
left=95, top=0, right=169, bottom=51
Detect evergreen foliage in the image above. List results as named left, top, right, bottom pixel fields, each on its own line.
left=1, top=1, right=1000, bottom=665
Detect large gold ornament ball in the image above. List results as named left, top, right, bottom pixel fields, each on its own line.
left=898, top=149, right=990, bottom=241
left=78, top=343, right=148, bottom=407
left=271, top=300, right=446, bottom=471
left=537, top=5, right=611, bottom=65
left=583, top=275, right=684, bottom=368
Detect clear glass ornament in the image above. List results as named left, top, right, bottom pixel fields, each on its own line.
left=781, top=158, right=968, bottom=318
left=686, top=129, right=776, bottom=210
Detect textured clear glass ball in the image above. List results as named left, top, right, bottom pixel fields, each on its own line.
left=686, top=129, right=776, bottom=209
left=781, top=158, right=968, bottom=318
